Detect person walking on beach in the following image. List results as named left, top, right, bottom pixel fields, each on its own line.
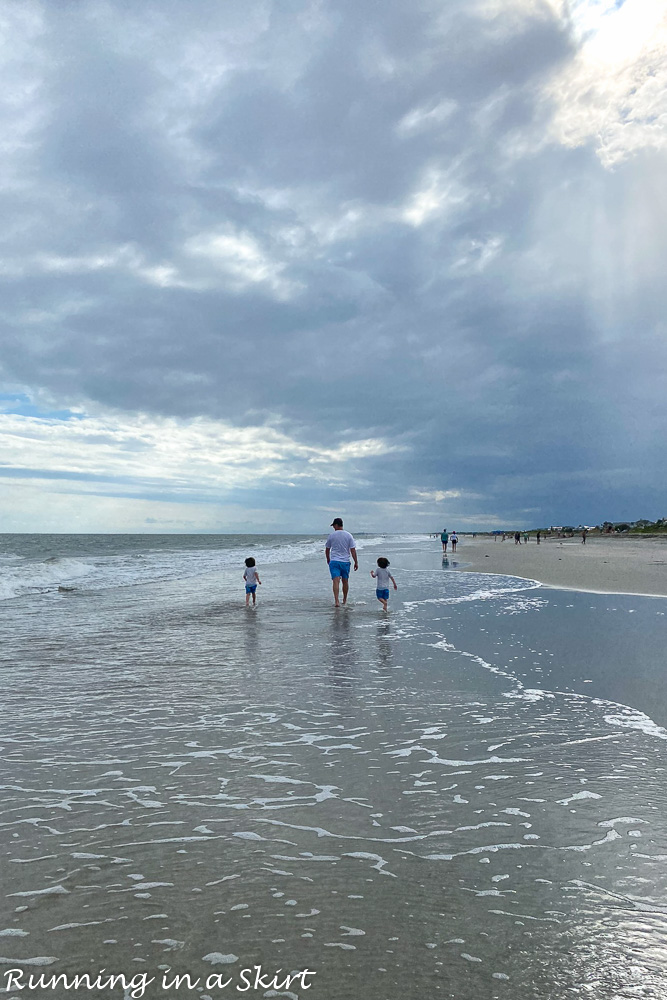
left=370, top=557, right=397, bottom=612
left=582, top=528, right=588, bottom=544
left=450, top=531, right=458, bottom=552
left=514, top=531, right=521, bottom=545
left=441, top=529, right=449, bottom=553
left=243, top=557, right=261, bottom=606
left=536, top=531, right=541, bottom=544
left=325, top=518, right=358, bottom=607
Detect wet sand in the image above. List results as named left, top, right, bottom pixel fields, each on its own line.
left=459, top=534, right=667, bottom=597
left=2, top=538, right=667, bottom=997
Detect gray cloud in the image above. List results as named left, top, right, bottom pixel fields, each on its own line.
left=0, top=0, right=665, bottom=529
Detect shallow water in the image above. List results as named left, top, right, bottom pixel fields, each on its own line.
left=2, top=536, right=667, bottom=999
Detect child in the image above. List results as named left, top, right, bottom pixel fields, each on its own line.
left=243, top=557, right=261, bottom=606
left=370, top=557, right=397, bottom=611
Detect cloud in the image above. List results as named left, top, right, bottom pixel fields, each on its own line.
left=410, top=489, right=465, bottom=502
left=0, top=408, right=400, bottom=498
left=0, top=0, right=665, bottom=530
left=547, top=0, right=667, bottom=165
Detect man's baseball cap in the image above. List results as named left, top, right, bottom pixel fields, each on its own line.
left=331, top=517, right=343, bottom=527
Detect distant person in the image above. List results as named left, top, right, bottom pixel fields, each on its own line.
left=514, top=532, right=521, bottom=545
left=523, top=533, right=528, bottom=544
left=450, top=531, right=458, bottom=552
left=440, top=529, right=449, bottom=553
left=536, top=531, right=541, bottom=544
left=582, top=529, right=587, bottom=545
left=325, top=518, right=358, bottom=607
left=243, top=557, right=261, bottom=606
left=370, top=557, right=397, bottom=612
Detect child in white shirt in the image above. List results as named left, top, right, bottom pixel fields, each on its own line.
left=370, top=557, right=397, bottom=611
left=243, top=557, right=262, bottom=606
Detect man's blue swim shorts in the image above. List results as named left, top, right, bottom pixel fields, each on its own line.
left=245, top=584, right=257, bottom=594
left=329, top=560, right=350, bottom=580
left=376, top=588, right=390, bottom=601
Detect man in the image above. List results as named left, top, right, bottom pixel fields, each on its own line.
left=325, top=518, right=358, bottom=607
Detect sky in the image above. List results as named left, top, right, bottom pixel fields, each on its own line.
left=1, top=0, right=666, bottom=533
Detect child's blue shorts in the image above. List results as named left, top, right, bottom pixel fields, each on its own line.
left=376, top=588, right=390, bottom=601
left=329, top=560, right=350, bottom=579
left=245, top=584, right=257, bottom=594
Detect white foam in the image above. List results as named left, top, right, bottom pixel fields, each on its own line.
left=0, top=534, right=389, bottom=601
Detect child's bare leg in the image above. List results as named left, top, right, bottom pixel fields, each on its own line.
left=245, top=593, right=250, bottom=606
left=381, top=598, right=388, bottom=612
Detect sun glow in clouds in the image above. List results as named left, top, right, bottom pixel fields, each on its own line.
left=548, top=0, right=667, bottom=165
left=0, top=409, right=400, bottom=495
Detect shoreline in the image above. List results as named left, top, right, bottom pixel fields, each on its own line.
left=455, top=534, right=667, bottom=598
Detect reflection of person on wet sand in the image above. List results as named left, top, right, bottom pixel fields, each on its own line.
left=375, top=619, right=394, bottom=675
left=327, top=608, right=357, bottom=694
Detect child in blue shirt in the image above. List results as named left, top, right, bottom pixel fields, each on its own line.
left=370, top=557, right=397, bottom=611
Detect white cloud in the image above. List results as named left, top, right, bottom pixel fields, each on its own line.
left=410, top=488, right=464, bottom=502
left=396, top=98, right=458, bottom=137
left=0, top=478, right=303, bottom=533
left=402, top=165, right=470, bottom=227
left=0, top=408, right=399, bottom=499
left=185, top=227, right=302, bottom=298
left=547, top=0, right=667, bottom=165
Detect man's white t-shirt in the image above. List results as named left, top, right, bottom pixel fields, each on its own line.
left=326, top=530, right=356, bottom=562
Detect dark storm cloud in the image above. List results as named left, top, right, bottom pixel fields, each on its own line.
left=1, top=0, right=665, bottom=526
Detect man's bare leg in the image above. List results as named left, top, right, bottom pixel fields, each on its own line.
left=342, top=578, right=349, bottom=604
left=332, top=577, right=341, bottom=607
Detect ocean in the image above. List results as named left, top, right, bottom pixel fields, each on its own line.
left=1, top=533, right=667, bottom=999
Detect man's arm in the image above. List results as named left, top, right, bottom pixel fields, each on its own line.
left=350, top=546, right=358, bottom=571
left=325, top=546, right=331, bottom=565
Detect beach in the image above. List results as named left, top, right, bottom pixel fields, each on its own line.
left=460, top=534, right=667, bottom=598
left=1, top=533, right=667, bottom=999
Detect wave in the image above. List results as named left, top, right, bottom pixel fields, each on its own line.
left=0, top=534, right=394, bottom=602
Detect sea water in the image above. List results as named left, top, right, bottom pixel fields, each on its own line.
left=1, top=534, right=667, bottom=999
